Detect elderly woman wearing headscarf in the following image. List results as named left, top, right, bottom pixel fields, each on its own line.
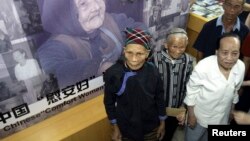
left=104, top=28, right=166, bottom=141
left=37, top=0, right=145, bottom=88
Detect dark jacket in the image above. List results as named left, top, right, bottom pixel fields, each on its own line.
left=104, top=59, right=166, bottom=141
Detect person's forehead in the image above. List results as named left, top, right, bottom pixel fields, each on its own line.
left=169, top=34, right=187, bottom=39
left=221, top=36, right=239, bottom=43
left=168, top=35, right=187, bottom=42
left=13, top=50, right=25, bottom=56
left=75, top=0, right=105, bottom=5
left=220, top=37, right=240, bottom=49
left=225, top=0, right=244, bottom=5
left=13, top=50, right=21, bottom=54
left=125, top=44, right=147, bottom=51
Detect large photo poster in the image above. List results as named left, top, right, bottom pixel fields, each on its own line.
left=144, top=0, right=190, bottom=52
left=0, top=0, right=189, bottom=138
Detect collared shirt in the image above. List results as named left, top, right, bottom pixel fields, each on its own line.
left=216, top=15, right=241, bottom=34
left=184, top=56, right=245, bottom=128
left=193, top=17, right=249, bottom=58
left=153, top=50, right=194, bottom=108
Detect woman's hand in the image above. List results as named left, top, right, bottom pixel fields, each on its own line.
left=176, top=111, right=186, bottom=125
left=111, top=124, right=122, bottom=141
left=157, top=120, right=165, bottom=141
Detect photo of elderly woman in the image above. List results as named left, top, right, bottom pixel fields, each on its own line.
left=37, top=0, right=145, bottom=88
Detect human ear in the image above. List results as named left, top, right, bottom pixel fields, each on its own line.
left=146, top=50, right=150, bottom=58
left=164, top=43, right=168, bottom=49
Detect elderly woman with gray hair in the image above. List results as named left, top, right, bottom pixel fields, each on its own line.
left=153, top=28, right=194, bottom=141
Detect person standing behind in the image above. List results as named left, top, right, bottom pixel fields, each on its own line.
left=239, top=0, right=250, bottom=23
left=232, top=52, right=250, bottom=127
left=234, top=32, right=250, bottom=114
left=194, top=0, right=249, bottom=62
left=153, top=28, right=194, bottom=141
left=184, top=33, right=245, bottom=141
left=233, top=111, right=250, bottom=124
left=104, top=28, right=166, bottom=141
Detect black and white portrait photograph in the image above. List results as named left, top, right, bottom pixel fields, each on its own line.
left=13, top=0, right=43, bottom=36
left=2, top=41, right=43, bottom=105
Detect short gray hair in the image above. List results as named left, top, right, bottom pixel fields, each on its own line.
left=166, top=28, right=188, bottom=43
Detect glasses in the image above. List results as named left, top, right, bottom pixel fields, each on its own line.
left=224, top=2, right=242, bottom=11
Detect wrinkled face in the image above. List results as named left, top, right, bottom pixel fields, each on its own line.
left=124, top=44, right=149, bottom=70
left=165, top=35, right=187, bottom=59
left=222, top=0, right=243, bottom=22
left=217, top=36, right=240, bottom=71
left=74, top=0, right=105, bottom=33
left=13, top=50, right=25, bottom=63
